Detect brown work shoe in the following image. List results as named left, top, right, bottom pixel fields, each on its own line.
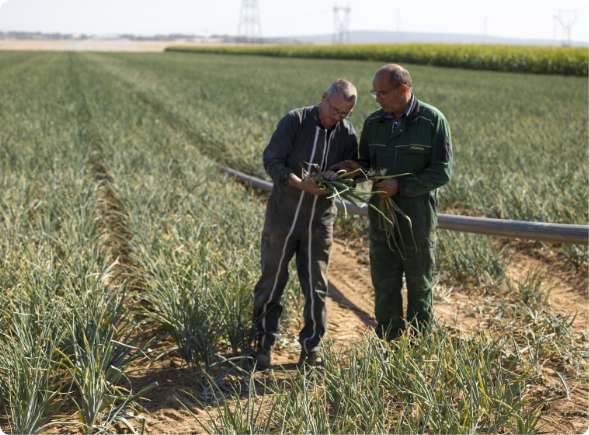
left=297, top=349, right=323, bottom=368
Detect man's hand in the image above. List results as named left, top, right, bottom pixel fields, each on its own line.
left=288, top=173, right=328, bottom=196
left=329, top=160, right=361, bottom=172
left=374, top=179, right=399, bottom=197
left=299, top=179, right=328, bottom=196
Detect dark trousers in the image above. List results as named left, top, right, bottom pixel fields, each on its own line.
left=369, top=230, right=434, bottom=340
left=252, top=210, right=332, bottom=354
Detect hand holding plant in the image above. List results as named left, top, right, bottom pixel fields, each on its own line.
left=374, top=178, right=399, bottom=196
left=302, top=165, right=416, bottom=257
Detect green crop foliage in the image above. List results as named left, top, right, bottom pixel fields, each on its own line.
left=436, top=231, right=507, bottom=290
left=196, top=328, right=542, bottom=433
left=0, top=51, right=585, bottom=432
left=78, top=51, right=587, bottom=264
left=82, top=52, right=588, bottom=221
left=167, top=43, right=589, bottom=76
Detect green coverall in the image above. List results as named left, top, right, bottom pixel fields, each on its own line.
left=358, top=97, right=453, bottom=339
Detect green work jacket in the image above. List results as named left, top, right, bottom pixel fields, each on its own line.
left=358, top=98, right=453, bottom=246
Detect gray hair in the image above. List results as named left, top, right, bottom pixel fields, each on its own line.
left=375, top=64, right=412, bottom=88
left=325, top=79, right=357, bottom=104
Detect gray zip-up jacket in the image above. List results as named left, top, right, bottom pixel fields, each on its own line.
left=263, top=105, right=358, bottom=228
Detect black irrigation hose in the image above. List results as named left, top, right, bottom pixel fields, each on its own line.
left=221, top=166, right=589, bottom=246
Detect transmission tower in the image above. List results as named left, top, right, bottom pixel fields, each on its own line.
left=238, top=0, right=262, bottom=42
left=393, top=8, right=401, bottom=32
left=482, top=16, right=488, bottom=41
left=333, top=3, right=351, bottom=44
left=553, top=9, right=578, bottom=47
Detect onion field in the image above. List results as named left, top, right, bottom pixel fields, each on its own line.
left=0, top=51, right=587, bottom=433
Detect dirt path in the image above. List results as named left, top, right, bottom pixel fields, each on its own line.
left=327, top=240, right=486, bottom=335
left=328, top=239, right=588, bottom=334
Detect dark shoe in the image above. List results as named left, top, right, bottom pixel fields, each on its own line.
left=297, top=349, right=323, bottom=368
left=376, top=323, right=404, bottom=342
left=254, top=348, right=272, bottom=371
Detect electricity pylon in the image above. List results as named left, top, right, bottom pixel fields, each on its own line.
left=333, top=3, right=351, bottom=44
left=238, top=0, right=262, bottom=42
left=553, top=9, right=578, bottom=47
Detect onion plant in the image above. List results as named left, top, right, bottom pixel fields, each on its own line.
left=60, top=286, right=151, bottom=432
left=198, top=326, right=541, bottom=433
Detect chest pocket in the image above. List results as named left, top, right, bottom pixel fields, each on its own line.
left=369, top=143, right=431, bottom=174
left=395, top=144, right=431, bottom=173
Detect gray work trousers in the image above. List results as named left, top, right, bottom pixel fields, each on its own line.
left=252, top=191, right=333, bottom=354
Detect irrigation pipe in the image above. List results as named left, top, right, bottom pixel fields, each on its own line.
left=221, top=166, right=589, bottom=246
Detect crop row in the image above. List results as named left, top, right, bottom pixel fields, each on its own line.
left=0, top=53, right=136, bottom=432
left=166, top=43, right=589, bottom=76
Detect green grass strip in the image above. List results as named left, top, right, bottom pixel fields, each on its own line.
left=166, top=43, right=589, bottom=76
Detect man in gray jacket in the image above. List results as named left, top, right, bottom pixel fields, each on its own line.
left=251, top=79, right=358, bottom=369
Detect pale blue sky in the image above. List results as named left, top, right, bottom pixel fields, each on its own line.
left=0, top=0, right=587, bottom=42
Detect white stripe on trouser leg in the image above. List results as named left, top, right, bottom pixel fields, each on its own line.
left=260, top=127, right=321, bottom=349
left=322, top=130, right=334, bottom=298
left=320, top=130, right=334, bottom=308
left=303, top=129, right=330, bottom=352
left=321, top=129, right=334, bottom=171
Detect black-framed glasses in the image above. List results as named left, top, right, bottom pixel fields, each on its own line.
left=371, top=84, right=404, bottom=98
left=370, top=89, right=391, bottom=98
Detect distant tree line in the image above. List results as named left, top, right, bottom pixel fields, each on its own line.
left=0, top=31, right=205, bottom=41
left=0, top=31, right=91, bottom=40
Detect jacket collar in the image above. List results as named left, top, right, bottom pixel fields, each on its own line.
left=378, top=95, right=419, bottom=121
left=312, top=104, right=338, bottom=131
left=312, top=104, right=321, bottom=126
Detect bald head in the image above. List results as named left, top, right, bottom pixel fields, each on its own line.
left=371, top=64, right=413, bottom=115
left=374, top=64, right=412, bottom=89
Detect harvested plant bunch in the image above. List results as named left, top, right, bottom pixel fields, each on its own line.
left=302, top=165, right=416, bottom=257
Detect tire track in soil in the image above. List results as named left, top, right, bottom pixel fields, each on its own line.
left=507, top=249, right=588, bottom=329
left=326, top=240, right=485, bottom=336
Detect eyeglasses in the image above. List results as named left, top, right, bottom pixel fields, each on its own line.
left=370, top=89, right=391, bottom=98
left=326, top=98, right=352, bottom=119
left=371, top=84, right=405, bottom=98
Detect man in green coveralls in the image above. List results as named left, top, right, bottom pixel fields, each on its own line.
left=338, top=64, right=452, bottom=340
